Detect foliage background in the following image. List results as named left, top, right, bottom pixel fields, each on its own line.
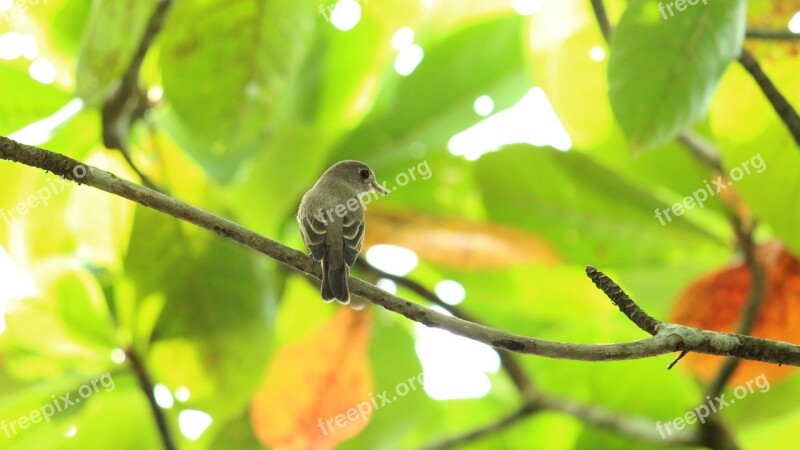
left=1, top=0, right=799, bottom=449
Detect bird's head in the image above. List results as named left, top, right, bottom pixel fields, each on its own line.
left=324, top=160, right=387, bottom=195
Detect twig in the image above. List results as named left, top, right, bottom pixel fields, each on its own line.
left=420, top=403, right=539, bottom=450
left=3, top=137, right=800, bottom=367
left=737, top=48, right=800, bottom=147
left=677, top=131, right=724, bottom=173
left=746, top=28, right=800, bottom=40
left=125, top=348, right=175, bottom=450
left=585, top=266, right=661, bottom=335
left=589, top=0, right=612, bottom=43
left=668, top=350, right=689, bottom=370
left=706, top=216, right=766, bottom=398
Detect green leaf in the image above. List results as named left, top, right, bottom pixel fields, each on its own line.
left=0, top=64, right=72, bottom=135
left=123, top=207, right=276, bottom=419
left=158, top=0, right=317, bottom=182
left=475, top=145, right=726, bottom=267
left=607, top=0, right=746, bottom=150
left=75, top=0, right=160, bottom=104
left=332, top=14, right=527, bottom=158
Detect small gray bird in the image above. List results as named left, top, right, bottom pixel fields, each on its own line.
left=297, top=161, right=387, bottom=304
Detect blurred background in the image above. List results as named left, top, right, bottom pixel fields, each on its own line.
left=1, top=0, right=800, bottom=449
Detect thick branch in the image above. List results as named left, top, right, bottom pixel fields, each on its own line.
left=3, top=137, right=800, bottom=367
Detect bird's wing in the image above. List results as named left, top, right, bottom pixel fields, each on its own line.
left=342, top=215, right=365, bottom=267
left=300, top=215, right=327, bottom=261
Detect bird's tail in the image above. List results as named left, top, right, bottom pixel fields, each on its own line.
left=322, top=249, right=350, bottom=304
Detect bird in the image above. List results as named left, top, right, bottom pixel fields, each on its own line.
left=297, top=160, right=387, bottom=304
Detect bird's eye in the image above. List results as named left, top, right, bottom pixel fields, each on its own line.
left=359, top=169, right=370, bottom=179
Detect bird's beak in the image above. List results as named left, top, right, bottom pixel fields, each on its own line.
left=371, top=180, right=388, bottom=195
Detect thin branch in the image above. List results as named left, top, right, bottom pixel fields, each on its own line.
left=421, top=391, right=700, bottom=450
left=3, top=137, right=800, bottom=367
left=589, top=0, right=612, bottom=43
left=706, top=216, right=766, bottom=398
left=536, top=393, right=699, bottom=446
left=698, top=418, right=741, bottom=450
left=737, top=48, right=800, bottom=147
left=746, top=28, right=800, bottom=40
left=667, top=350, right=689, bottom=370
left=125, top=348, right=175, bottom=450
left=420, top=404, right=540, bottom=450
left=586, top=266, right=661, bottom=335
left=676, top=131, right=724, bottom=173
left=101, top=0, right=174, bottom=191
left=356, top=261, right=537, bottom=399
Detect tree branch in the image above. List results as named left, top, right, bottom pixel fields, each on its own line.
left=676, top=131, right=724, bottom=173
left=125, top=348, right=175, bottom=450
left=706, top=216, right=766, bottom=398
left=101, top=0, right=174, bottom=191
left=3, top=136, right=800, bottom=367
left=589, top=0, right=612, bottom=43
left=737, top=48, right=800, bottom=147
left=420, top=390, right=701, bottom=449
left=419, top=404, right=540, bottom=450
left=746, top=28, right=800, bottom=40
left=586, top=266, right=661, bottom=335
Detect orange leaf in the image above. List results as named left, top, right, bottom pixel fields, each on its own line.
left=250, top=308, right=373, bottom=450
left=364, top=210, right=560, bottom=269
left=670, top=241, right=800, bottom=385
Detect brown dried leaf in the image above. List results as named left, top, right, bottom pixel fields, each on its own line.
left=250, top=308, right=373, bottom=450
left=670, top=241, right=800, bottom=384
left=364, top=210, right=560, bottom=269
